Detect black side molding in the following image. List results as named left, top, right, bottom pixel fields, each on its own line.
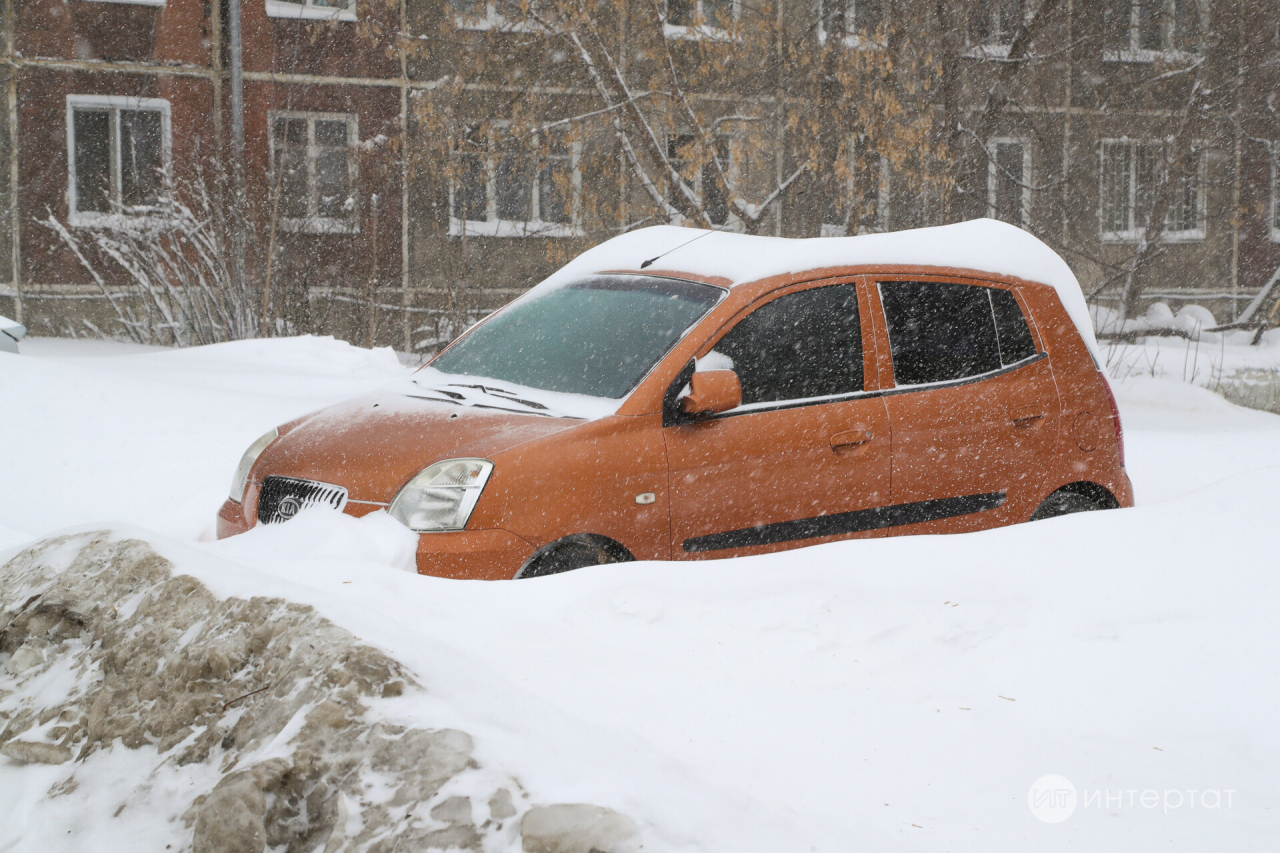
left=682, top=492, right=1006, bottom=553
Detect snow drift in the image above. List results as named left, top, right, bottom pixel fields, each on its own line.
left=0, top=532, right=635, bottom=853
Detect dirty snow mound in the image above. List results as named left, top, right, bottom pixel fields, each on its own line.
left=0, top=533, right=636, bottom=853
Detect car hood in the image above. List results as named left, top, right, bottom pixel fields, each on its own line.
left=253, top=390, right=583, bottom=503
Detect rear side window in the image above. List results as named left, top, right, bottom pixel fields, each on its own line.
left=879, top=280, right=1001, bottom=386
left=713, top=284, right=863, bottom=405
left=989, top=288, right=1037, bottom=365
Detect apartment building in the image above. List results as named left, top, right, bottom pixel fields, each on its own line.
left=1, top=0, right=1277, bottom=351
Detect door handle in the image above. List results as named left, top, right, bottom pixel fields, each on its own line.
left=1010, top=409, right=1046, bottom=428
left=830, top=427, right=873, bottom=450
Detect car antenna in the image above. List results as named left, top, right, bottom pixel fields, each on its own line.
left=640, top=229, right=716, bottom=269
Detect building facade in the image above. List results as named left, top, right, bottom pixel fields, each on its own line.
left=1, top=0, right=1278, bottom=352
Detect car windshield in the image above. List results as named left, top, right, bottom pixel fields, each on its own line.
left=428, top=275, right=723, bottom=400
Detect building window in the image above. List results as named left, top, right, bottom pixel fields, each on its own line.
left=987, top=138, right=1030, bottom=227
left=966, top=0, right=1021, bottom=55
left=1099, top=138, right=1204, bottom=242
left=450, top=0, right=537, bottom=31
left=1165, top=149, right=1205, bottom=237
left=1104, top=0, right=1200, bottom=61
left=270, top=112, right=359, bottom=234
left=822, top=139, right=889, bottom=236
left=665, top=0, right=736, bottom=38
left=1100, top=139, right=1158, bottom=239
left=265, top=0, right=356, bottom=21
left=667, top=134, right=734, bottom=228
left=818, top=0, right=884, bottom=44
left=66, top=95, right=170, bottom=226
left=450, top=125, right=582, bottom=238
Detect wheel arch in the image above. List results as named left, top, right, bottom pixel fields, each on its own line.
left=513, top=533, right=636, bottom=579
left=1051, top=480, right=1121, bottom=510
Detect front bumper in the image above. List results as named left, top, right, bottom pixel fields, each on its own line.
left=217, top=492, right=255, bottom=538
left=216, top=493, right=533, bottom=580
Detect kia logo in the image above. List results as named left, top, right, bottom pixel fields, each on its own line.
left=277, top=495, right=302, bottom=521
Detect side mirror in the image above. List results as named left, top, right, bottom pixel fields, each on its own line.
left=681, top=370, right=742, bottom=416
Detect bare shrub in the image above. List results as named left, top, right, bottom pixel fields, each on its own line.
left=40, top=168, right=260, bottom=347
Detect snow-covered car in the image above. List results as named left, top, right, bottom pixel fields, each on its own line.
left=0, top=314, right=26, bottom=354
left=217, top=219, right=1132, bottom=578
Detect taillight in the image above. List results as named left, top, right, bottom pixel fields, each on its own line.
left=1099, top=374, right=1125, bottom=466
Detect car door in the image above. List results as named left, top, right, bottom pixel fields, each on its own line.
left=663, top=281, right=893, bottom=558
left=872, top=278, right=1061, bottom=531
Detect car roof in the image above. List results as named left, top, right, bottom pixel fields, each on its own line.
left=533, top=219, right=1100, bottom=361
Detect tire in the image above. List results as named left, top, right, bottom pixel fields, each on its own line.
left=517, top=536, right=633, bottom=579
left=1028, top=489, right=1104, bottom=521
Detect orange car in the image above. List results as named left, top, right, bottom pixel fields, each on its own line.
left=218, top=220, right=1132, bottom=579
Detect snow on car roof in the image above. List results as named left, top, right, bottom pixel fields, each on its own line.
left=536, top=219, right=1101, bottom=362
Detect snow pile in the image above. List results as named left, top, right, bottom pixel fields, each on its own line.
left=15, top=334, right=408, bottom=401
left=6, top=468, right=1280, bottom=851
left=208, top=506, right=420, bottom=575
left=1092, top=302, right=1218, bottom=340
left=0, top=337, right=410, bottom=544
left=0, top=532, right=636, bottom=853
left=1095, top=316, right=1280, bottom=415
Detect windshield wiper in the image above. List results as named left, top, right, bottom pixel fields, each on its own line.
left=404, top=380, right=567, bottom=417
left=446, top=384, right=549, bottom=410
left=413, top=387, right=465, bottom=400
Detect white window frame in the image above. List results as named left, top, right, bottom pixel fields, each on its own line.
left=76, top=0, right=165, bottom=7
left=1102, top=0, right=1198, bottom=64
left=268, top=110, right=361, bottom=235
left=265, top=0, right=356, bottom=21
left=66, top=94, right=172, bottom=229
left=816, top=0, right=886, bottom=49
left=987, top=137, right=1031, bottom=228
left=962, top=0, right=1025, bottom=58
left=1100, top=138, right=1146, bottom=241
left=821, top=143, right=889, bottom=236
left=449, top=124, right=584, bottom=238
left=1098, top=137, right=1205, bottom=243
left=450, top=0, right=539, bottom=32
left=1270, top=145, right=1280, bottom=243
left=963, top=43, right=1012, bottom=60
left=1163, top=144, right=1206, bottom=241
left=663, top=0, right=739, bottom=41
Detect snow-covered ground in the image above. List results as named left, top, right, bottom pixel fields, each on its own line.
left=0, top=336, right=408, bottom=547
left=1095, top=303, right=1280, bottom=415
left=3, top=335, right=1279, bottom=851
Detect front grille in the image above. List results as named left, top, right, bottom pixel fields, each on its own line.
left=257, top=475, right=348, bottom=525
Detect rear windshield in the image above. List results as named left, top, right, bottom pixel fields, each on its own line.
left=430, top=275, right=723, bottom=400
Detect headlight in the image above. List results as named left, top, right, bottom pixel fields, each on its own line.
left=229, top=428, right=279, bottom=503
left=389, top=458, right=494, bottom=532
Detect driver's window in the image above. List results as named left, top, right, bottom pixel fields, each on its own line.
left=712, top=283, right=863, bottom=405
